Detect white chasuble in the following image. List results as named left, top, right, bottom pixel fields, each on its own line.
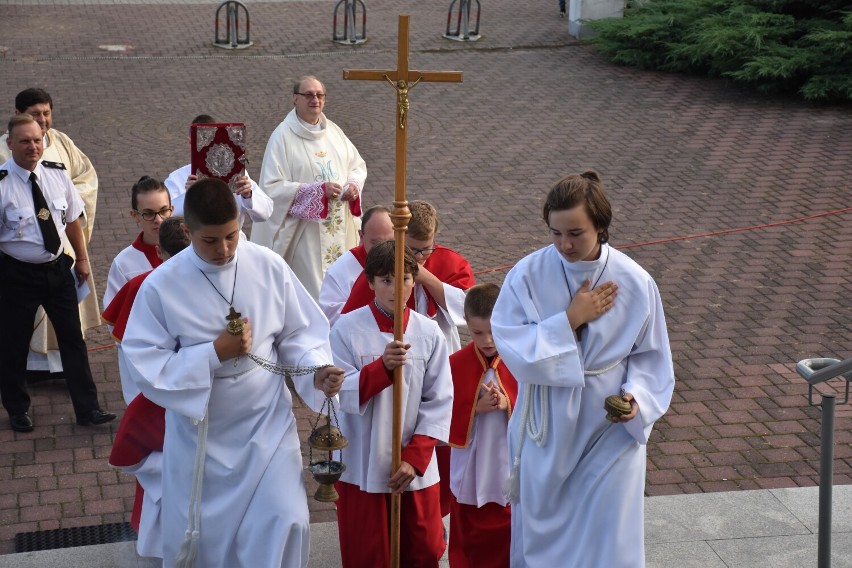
left=492, top=244, right=674, bottom=568
left=123, top=241, right=333, bottom=568
left=251, top=109, right=367, bottom=298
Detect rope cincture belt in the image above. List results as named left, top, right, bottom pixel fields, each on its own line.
left=174, top=356, right=332, bottom=568
left=503, top=357, right=625, bottom=504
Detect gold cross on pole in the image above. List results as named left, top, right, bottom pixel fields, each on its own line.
left=343, top=14, right=462, bottom=568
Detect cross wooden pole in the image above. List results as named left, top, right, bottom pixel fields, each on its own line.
left=344, top=14, right=462, bottom=568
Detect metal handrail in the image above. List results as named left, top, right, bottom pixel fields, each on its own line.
left=796, top=355, right=852, bottom=568
left=798, top=356, right=852, bottom=385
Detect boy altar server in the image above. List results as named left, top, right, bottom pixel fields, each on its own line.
left=122, top=178, right=345, bottom=568
left=343, top=200, right=475, bottom=353
left=331, top=241, right=453, bottom=568
left=341, top=200, right=475, bottom=517
left=447, top=284, right=517, bottom=568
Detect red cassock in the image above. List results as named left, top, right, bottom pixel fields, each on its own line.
left=108, top=394, right=165, bottom=532
left=341, top=245, right=475, bottom=318
left=103, top=271, right=166, bottom=533
left=447, top=343, right=518, bottom=568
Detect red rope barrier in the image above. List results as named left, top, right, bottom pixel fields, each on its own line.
left=472, top=206, right=851, bottom=276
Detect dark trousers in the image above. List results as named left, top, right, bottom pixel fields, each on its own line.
left=0, top=254, right=99, bottom=417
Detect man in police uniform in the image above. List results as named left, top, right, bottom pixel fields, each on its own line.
left=0, top=114, right=115, bottom=432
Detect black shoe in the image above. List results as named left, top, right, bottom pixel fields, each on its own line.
left=76, top=409, right=116, bottom=426
left=10, top=413, right=34, bottom=432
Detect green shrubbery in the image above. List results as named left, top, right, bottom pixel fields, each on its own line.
left=586, top=0, right=852, bottom=101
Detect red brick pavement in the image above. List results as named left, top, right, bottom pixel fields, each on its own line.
left=1, top=0, right=851, bottom=556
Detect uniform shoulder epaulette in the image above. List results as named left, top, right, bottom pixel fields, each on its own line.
left=42, top=160, right=66, bottom=170
left=0, top=170, right=7, bottom=181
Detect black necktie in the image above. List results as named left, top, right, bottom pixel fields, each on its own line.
left=30, top=172, right=62, bottom=255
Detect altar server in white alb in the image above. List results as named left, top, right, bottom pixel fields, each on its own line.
left=318, top=204, right=394, bottom=326
left=122, top=178, right=345, bottom=568
left=492, top=170, right=674, bottom=568
left=164, top=114, right=273, bottom=233
left=251, top=75, right=367, bottom=299
left=103, top=176, right=172, bottom=310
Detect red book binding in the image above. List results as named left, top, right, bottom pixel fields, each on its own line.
left=190, top=122, right=247, bottom=190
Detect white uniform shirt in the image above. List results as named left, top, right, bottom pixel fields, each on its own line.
left=0, top=158, right=83, bottom=263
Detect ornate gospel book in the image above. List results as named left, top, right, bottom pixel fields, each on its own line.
left=190, top=122, right=247, bottom=190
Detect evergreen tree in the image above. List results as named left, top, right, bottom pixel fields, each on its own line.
left=588, top=0, right=852, bottom=101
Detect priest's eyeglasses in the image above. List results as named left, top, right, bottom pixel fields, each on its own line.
left=134, top=206, right=174, bottom=222
left=296, top=92, right=326, bottom=100
left=411, top=246, right=436, bottom=258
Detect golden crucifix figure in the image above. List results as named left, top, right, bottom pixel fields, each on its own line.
left=384, top=76, right=422, bottom=129
left=343, top=14, right=462, bottom=568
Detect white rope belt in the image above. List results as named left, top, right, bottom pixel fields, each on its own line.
left=503, top=357, right=625, bottom=504
left=174, top=415, right=208, bottom=568
left=173, top=357, right=332, bottom=567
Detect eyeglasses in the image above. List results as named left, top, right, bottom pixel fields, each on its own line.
left=295, top=92, right=326, bottom=100
left=134, top=206, right=173, bottom=222
left=410, top=246, right=436, bottom=257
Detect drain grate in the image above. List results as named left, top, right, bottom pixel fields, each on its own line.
left=15, top=522, right=136, bottom=552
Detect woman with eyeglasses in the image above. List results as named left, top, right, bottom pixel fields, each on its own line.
left=103, top=175, right=173, bottom=309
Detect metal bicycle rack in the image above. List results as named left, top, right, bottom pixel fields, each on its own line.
left=796, top=356, right=852, bottom=568
left=214, top=0, right=253, bottom=50
left=444, top=0, right=481, bottom=42
left=333, top=0, right=367, bottom=45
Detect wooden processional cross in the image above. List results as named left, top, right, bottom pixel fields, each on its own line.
left=343, top=14, right=462, bottom=568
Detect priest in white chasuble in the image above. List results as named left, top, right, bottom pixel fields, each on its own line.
left=251, top=75, right=367, bottom=299
left=123, top=179, right=345, bottom=568
left=491, top=171, right=674, bottom=568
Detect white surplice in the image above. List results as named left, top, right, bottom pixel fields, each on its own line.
left=167, top=163, right=274, bottom=230
left=123, top=241, right=333, bottom=568
left=317, top=249, right=363, bottom=327
left=104, top=244, right=155, bottom=309
left=250, top=109, right=367, bottom=299
left=491, top=244, right=674, bottom=568
left=331, top=306, right=453, bottom=493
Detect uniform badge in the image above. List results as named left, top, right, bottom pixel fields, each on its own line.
left=37, top=208, right=51, bottom=221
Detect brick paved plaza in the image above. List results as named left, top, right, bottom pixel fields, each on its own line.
left=0, top=0, right=850, bottom=556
